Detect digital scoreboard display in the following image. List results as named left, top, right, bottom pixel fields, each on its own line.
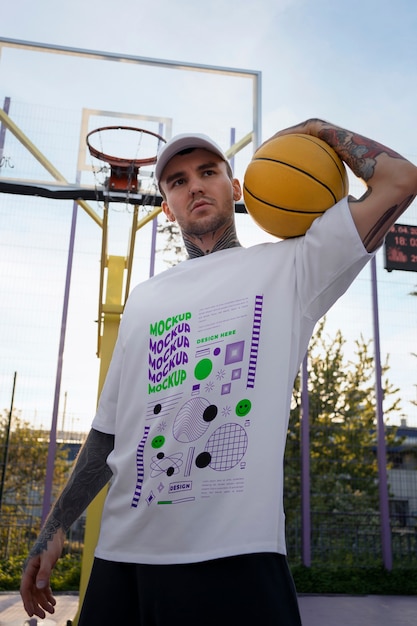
left=384, top=224, right=417, bottom=272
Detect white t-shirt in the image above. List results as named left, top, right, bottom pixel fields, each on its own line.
left=92, top=198, right=373, bottom=564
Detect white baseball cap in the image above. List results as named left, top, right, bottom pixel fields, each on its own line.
left=155, top=133, right=227, bottom=183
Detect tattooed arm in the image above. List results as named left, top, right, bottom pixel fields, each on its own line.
left=268, top=119, right=417, bottom=251
left=20, top=428, right=114, bottom=619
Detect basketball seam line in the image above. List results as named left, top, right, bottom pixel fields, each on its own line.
left=294, top=134, right=345, bottom=168
left=295, top=134, right=348, bottom=194
left=242, top=184, right=325, bottom=215
left=249, top=157, right=339, bottom=203
left=282, top=135, right=346, bottom=185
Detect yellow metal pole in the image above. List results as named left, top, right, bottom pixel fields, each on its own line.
left=124, top=204, right=139, bottom=303
left=96, top=205, right=109, bottom=357
left=136, top=205, right=161, bottom=231
left=72, top=254, right=125, bottom=626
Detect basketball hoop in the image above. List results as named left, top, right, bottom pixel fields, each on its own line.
left=86, top=126, right=165, bottom=193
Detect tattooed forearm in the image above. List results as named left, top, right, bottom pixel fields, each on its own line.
left=26, top=513, right=64, bottom=561
left=27, top=429, right=114, bottom=559
left=317, top=126, right=406, bottom=183
left=361, top=194, right=415, bottom=252
left=51, top=429, right=114, bottom=530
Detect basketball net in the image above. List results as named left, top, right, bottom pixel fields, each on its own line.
left=86, top=126, right=165, bottom=205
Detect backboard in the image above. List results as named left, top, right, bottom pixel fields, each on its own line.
left=0, top=38, right=261, bottom=201
left=0, top=38, right=267, bottom=436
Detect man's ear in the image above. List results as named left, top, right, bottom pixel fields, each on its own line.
left=232, top=178, right=242, bottom=202
left=162, top=200, right=176, bottom=222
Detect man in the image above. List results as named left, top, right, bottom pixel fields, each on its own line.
left=21, top=119, right=417, bottom=625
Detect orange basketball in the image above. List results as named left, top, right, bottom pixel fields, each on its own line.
left=243, top=133, right=349, bottom=238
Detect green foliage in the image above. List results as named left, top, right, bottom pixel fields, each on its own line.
left=292, top=564, right=417, bottom=595
left=411, top=353, right=417, bottom=408
left=0, top=553, right=81, bottom=591
left=285, top=319, right=401, bottom=527
left=0, top=412, right=70, bottom=512
left=50, top=553, right=81, bottom=591
left=284, top=319, right=404, bottom=564
left=1, top=554, right=416, bottom=595
left=0, top=412, right=73, bottom=558
left=0, top=555, right=25, bottom=590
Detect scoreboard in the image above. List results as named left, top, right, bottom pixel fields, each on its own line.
left=384, top=223, right=417, bottom=272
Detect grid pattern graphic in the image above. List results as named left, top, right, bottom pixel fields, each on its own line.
left=205, top=423, right=248, bottom=471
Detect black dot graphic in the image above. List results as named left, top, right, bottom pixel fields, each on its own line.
left=153, top=403, right=162, bottom=415
left=203, top=405, right=218, bottom=422
left=195, top=451, right=212, bottom=468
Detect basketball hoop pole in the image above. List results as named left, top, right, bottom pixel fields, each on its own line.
left=86, top=126, right=164, bottom=355
left=96, top=200, right=151, bottom=356
left=74, top=198, right=165, bottom=623
left=74, top=133, right=163, bottom=624
left=73, top=201, right=147, bottom=624
left=0, top=107, right=162, bottom=625
left=0, top=112, right=164, bottom=624
left=124, top=204, right=140, bottom=303
left=72, top=252, right=125, bottom=626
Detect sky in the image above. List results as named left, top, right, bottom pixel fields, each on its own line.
left=0, top=0, right=417, bottom=433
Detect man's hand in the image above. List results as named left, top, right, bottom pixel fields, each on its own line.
left=19, top=428, right=114, bottom=618
left=20, top=528, right=65, bottom=619
left=261, top=119, right=325, bottom=147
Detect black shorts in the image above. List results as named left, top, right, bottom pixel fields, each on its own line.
left=78, top=552, right=302, bottom=626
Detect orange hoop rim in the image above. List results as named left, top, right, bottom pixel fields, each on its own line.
left=86, top=126, right=166, bottom=168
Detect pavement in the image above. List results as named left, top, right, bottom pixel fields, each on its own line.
left=1, top=591, right=417, bottom=625
left=298, top=594, right=417, bottom=626
left=0, top=593, right=78, bottom=626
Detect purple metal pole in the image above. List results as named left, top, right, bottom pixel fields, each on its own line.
left=0, top=371, right=17, bottom=516
left=0, top=97, right=11, bottom=161
left=301, top=353, right=311, bottom=566
left=41, top=199, right=78, bottom=524
left=230, top=128, right=236, bottom=173
left=149, top=122, right=165, bottom=278
left=149, top=217, right=157, bottom=278
left=370, top=255, right=392, bottom=570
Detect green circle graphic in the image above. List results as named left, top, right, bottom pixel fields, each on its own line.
left=194, top=358, right=213, bottom=380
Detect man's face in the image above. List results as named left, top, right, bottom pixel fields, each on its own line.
left=160, top=148, right=241, bottom=238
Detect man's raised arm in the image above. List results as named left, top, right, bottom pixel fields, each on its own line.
left=270, top=119, right=417, bottom=251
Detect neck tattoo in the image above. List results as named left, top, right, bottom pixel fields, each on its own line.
left=183, top=223, right=242, bottom=259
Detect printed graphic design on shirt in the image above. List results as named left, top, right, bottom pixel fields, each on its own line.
left=131, top=295, right=264, bottom=508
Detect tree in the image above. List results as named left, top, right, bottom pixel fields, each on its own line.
left=284, top=319, right=401, bottom=534
left=0, top=410, right=69, bottom=549
left=156, top=220, right=187, bottom=268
